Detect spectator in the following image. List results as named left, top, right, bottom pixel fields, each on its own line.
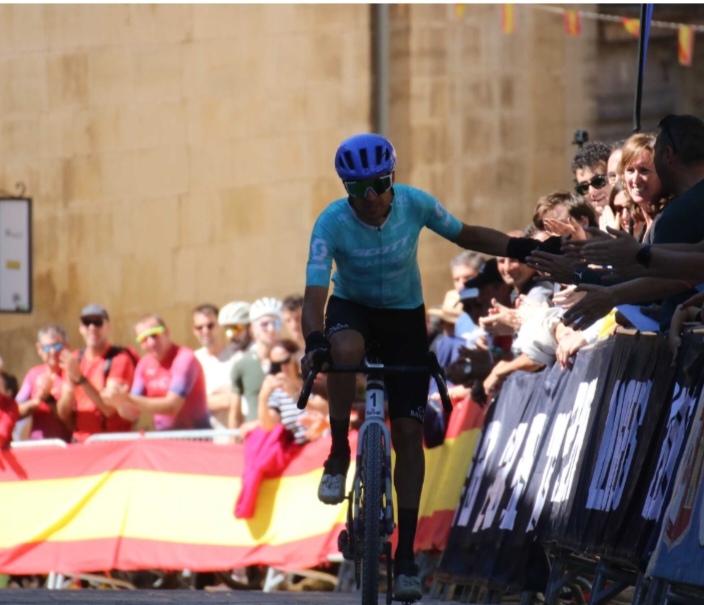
left=218, top=301, right=252, bottom=354
left=562, top=114, right=704, bottom=331
left=192, top=303, right=238, bottom=431
left=15, top=325, right=73, bottom=442
left=427, top=290, right=464, bottom=368
left=281, top=295, right=305, bottom=354
left=533, top=191, right=598, bottom=242
left=105, top=314, right=210, bottom=431
left=229, top=297, right=283, bottom=437
left=606, top=140, right=626, bottom=187
left=0, top=371, right=19, bottom=449
left=58, top=305, right=137, bottom=443
left=257, top=339, right=329, bottom=444
left=450, top=251, right=485, bottom=340
left=609, top=181, right=644, bottom=236
left=620, top=133, right=669, bottom=243
left=572, top=140, right=613, bottom=220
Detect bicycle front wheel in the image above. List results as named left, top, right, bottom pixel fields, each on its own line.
left=361, top=422, right=383, bottom=605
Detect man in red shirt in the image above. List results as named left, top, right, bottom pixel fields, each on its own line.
left=58, top=304, right=138, bottom=443
left=106, top=314, right=210, bottom=431
left=15, top=324, right=73, bottom=442
left=0, top=371, right=19, bottom=449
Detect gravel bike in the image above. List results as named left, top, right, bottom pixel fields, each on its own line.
left=298, top=346, right=452, bottom=605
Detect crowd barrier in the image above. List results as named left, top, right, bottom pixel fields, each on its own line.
left=0, top=396, right=486, bottom=579
left=435, top=328, right=704, bottom=604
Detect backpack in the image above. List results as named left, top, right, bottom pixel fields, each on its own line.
left=77, top=345, right=140, bottom=382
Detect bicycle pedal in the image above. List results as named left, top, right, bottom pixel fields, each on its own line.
left=337, top=529, right=355, bottom=561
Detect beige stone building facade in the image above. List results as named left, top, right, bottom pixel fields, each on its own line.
left=0, top=4, right=613, bottom=376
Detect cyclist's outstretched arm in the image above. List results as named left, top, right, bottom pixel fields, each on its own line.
left=453, top=223, right=561, bottom=261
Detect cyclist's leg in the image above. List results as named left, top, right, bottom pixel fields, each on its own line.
left=319, top=297, right=367, bottom=504
left=375, top=304, right=429, bottom=599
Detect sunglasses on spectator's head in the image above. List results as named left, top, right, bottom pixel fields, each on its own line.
left=41, top=343, right=64, bottom=353
left=81, top=317, right=104, bottom=328
left=136, top=325, right=165, bottom=344
left=574, top=173, right=608, bottom=196
left=193, top=322, right=215, bottom=332
left=343, top=174, right=393, bottom=198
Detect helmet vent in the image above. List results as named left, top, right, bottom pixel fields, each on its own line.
left=359, top=147, right=369, bottom=169
left=343, top=151, right=355, bottom=171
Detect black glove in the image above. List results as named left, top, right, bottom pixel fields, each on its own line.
left=304, top=331, right=332, bottom=367
left=506, top=236, right=562, bottom=263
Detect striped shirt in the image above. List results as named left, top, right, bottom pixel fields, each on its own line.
left=268, top=388, right=308, bottom=445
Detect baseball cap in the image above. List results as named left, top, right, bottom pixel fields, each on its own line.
left=459, top=259, right=503, bottom=300
left=80, top=304, right=109, bottom=320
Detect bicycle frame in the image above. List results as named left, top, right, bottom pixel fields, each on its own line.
left=298, top=350, right=452, bottom=605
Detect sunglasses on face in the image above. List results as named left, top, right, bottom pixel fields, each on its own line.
left=136, top=325, right=165, bottom=344
left=193, top=322, right=216, bottom=332
left=343, top=174, right=393, bottom=198
left=574, top=173, right=608, bottom=196
left=81, top=317, right=104, bottom=328
left=41, top=343, right=64, bottom=353
left=258, top=319, right=281, bottom=331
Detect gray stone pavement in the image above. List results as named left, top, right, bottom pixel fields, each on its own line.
left=0, top=590, right=449, bottom=604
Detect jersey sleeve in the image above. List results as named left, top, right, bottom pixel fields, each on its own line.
left=305, top=215, right=335, bottom=288
left=15, top=370, right=35, bottom=403
left=107, top=351, right=136, bottom=387
left=130, top=360, right=147, bottom=396
left=169, top=350, right=200, bottom=399
left=417, top=188, right=463, bottom=240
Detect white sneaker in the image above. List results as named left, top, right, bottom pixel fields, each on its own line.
left=393, top=573, right=422, bottom=602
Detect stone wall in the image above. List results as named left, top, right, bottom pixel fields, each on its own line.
left=0, top=4, right=598, bottom=376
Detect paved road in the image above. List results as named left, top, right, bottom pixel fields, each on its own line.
left=0, top=590, right=450, bottom=604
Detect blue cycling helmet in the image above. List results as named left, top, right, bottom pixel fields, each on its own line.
left=334, top=133, right=396, bottom=180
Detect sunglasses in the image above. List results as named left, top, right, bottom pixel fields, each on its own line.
left=574, top=174, right=608, bottom=196
left=193, top=322, right=216, bottom=332
left=81, top=317, right=105, bottom=328
left=258, top=319, right=281, bottom=330
left=343, top=174, right=393, bottom=198
left=41, top=343, right=64, bottom=353
left=136, top=325, right=165, bottom=344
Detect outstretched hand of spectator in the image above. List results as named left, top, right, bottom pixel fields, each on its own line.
left=555, top=328, right=587, bottom=370
left=479, top=299, right=521, bottom=335
left=525, top=250, right=582, bottom=284
left=553, top=285, right=587, bottom=309
left=562, top=283, right=616, bottom=331
left=680, top=290, right=704, bottom=310
left=543, top=217, right=586, bottom=241
left=562, top=227, right=641, bottom=268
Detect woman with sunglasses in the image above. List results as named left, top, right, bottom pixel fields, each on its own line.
left=257, top=339, right=328, bottom=445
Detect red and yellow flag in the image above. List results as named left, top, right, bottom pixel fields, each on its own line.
left=502, top=4, right=515, bottom=35
left=455, top=4, right=466, bottom=20
left=564, top=10, right=582, bottom=36
left=621, top=17, right=641, bottom=38
left=0, top=403, right=486, bottom=574
left=678, top=25, right=694, bottom=66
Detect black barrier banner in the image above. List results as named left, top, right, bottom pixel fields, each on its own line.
left=562, top=332, right=673, bottom=564
left=441, top=369, right=548, bottom=584
left=647, top=387, right=704, bottom=586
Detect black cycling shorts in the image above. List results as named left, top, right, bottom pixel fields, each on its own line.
left=324, top=296, right=430, bottom=423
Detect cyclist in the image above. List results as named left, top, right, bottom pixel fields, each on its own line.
left=301, top=133, right=560, bottom=601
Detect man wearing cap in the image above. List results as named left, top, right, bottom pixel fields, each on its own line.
left=228, top=297, right=283, bottom=438
left=58, top=304, right=137, bottom=443
left=105, top=314, right=210, bottom=431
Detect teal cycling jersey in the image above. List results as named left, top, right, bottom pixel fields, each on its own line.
left=305, top=184, right=463, bottom=309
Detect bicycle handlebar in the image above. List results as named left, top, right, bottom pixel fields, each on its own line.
left=297, top=350, right=453, bottom=414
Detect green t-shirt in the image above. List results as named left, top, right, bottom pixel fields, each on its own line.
left=230, top=349, right=266, bottom=423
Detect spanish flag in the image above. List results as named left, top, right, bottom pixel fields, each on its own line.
left=0, top=401, right=486, bottom=574
left=621, top=17, right=641, bottom=38
left=678, top=25, right=694, bottom=66
left=564, top=10, right=581, bottom=36
left=502, top=4, right=515, bottom=35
